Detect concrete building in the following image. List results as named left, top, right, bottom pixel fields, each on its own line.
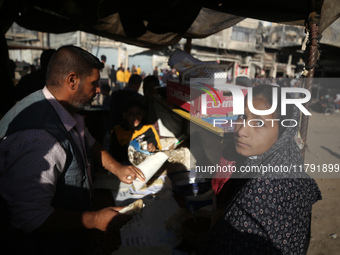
left=6, top=18, right=339, bottom=85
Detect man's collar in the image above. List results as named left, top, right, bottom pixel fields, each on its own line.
left=43, top=86, right=78, bottom=132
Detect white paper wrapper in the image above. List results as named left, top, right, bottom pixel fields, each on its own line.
left=132, top=152, right=169, bottom=191
left=119, top=199, right=145, bottom=215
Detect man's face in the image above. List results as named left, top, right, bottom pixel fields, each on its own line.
left=234, top=97, right=279, bottom=157
left=70, top=68, right=100, bottom=111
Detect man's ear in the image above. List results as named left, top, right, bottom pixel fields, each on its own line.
left=67, top=72, right=78, bottom=90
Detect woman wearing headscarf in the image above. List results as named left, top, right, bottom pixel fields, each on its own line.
left=200, top=85, right=322, bottom=254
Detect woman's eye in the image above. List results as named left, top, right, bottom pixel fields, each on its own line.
left=238, top=114, right=245, bottom=120
left=248, top=119, right=264, bottom=127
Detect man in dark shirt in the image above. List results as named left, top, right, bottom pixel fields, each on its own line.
left=109, top=74, right=143, bottom=129
left=109, top=64, right=117, bottom=90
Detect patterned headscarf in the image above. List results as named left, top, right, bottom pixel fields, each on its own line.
left=242, top=102, right=304, bottom=179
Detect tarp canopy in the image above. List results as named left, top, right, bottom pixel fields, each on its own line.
left=1, top=0, right=339, bottom=49
left=1, top=0, right=339, bottom=116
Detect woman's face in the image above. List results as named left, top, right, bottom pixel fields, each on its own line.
left=125, top=106, right=143, bottom=129
left=234, top=96, right=279, bottom=157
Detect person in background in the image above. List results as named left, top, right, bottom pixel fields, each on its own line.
left=0, top=45, right=145, bottom=255
left=116, top=67, right=125, bottom=90
left=14, top=49, right=56, bottom=101
left=124, top=67, right=131, bottom=85
left=158, top=69, right=163, bottom=86
left=170, top=68, right=178, bottom=79
left=143, top=75, right=159, bottom=97
left=109, top=99, right=161, bottom=164
left=161, top=69, right=170, bottom=87
left=137, top=65, right=141, bottom=75
left=101, top=84, right=111, bottom=109
left=110, top=74, right=143, bottom=130
left=131, top=65, right=137, bottom=74
left=153, top=66, right=158, bottom=77
left=316, top=94, right=334, bottom=114
left=109, top=64, right=117, bottom=90
left=92, top=84, right=111, bottom=108
left=142, top=75, right=161, bottom=126
left=99, top=54, right=110, bottom=87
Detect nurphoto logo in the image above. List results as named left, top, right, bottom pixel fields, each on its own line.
left=202, top=84, right=311, bottom=116
left=197, top=84, right=311, bottom=128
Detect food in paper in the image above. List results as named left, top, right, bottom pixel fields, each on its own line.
left=119, top=199, right=145, bottom=215
left=132, top=152, right=169, bottom=191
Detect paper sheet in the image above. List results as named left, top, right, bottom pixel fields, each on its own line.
left=132, top=152, right=169, bottom=191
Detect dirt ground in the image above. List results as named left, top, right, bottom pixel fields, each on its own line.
left=304, top=110, right=340, bottom=255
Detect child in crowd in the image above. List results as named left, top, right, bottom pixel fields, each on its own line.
left=200, top=85, right=321, bottom=254
left=109, top=99, right=162, bottom=164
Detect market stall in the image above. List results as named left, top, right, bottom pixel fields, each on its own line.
left=1, top=0, right=340, bottom=254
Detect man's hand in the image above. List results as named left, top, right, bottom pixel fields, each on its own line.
left=83, top=207, right=131, bottom=232
left=35, top=206, right=132, bottom=233
left=94, top=207, right=131, bottom=232
left=115, top=164, right=145, bottom=184
left=91, top=141, right=145, bottom=184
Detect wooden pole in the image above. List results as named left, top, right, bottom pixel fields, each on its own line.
left=184, top=38, right=192, bottom=54
left=300, top=12, right=321, bottom=158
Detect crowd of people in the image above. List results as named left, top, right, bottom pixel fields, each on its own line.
left=312, top=94, right=340, bottom=114
left=0, top=45, right=323, bottom=254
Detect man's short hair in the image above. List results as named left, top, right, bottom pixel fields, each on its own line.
left=46, top=45, right=103, bottom=86
left=128, top=74, right=142, bottom=86
left=101, top=55, right=107, bottom=62
left=123, top=97, right=144, bottom=113
left=143, top=75, right=159, bottom=88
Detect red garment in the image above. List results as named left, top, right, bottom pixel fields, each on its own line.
left=211, top=141, right=243, bottom=195
left=211, top=155, right=235, bottom=195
